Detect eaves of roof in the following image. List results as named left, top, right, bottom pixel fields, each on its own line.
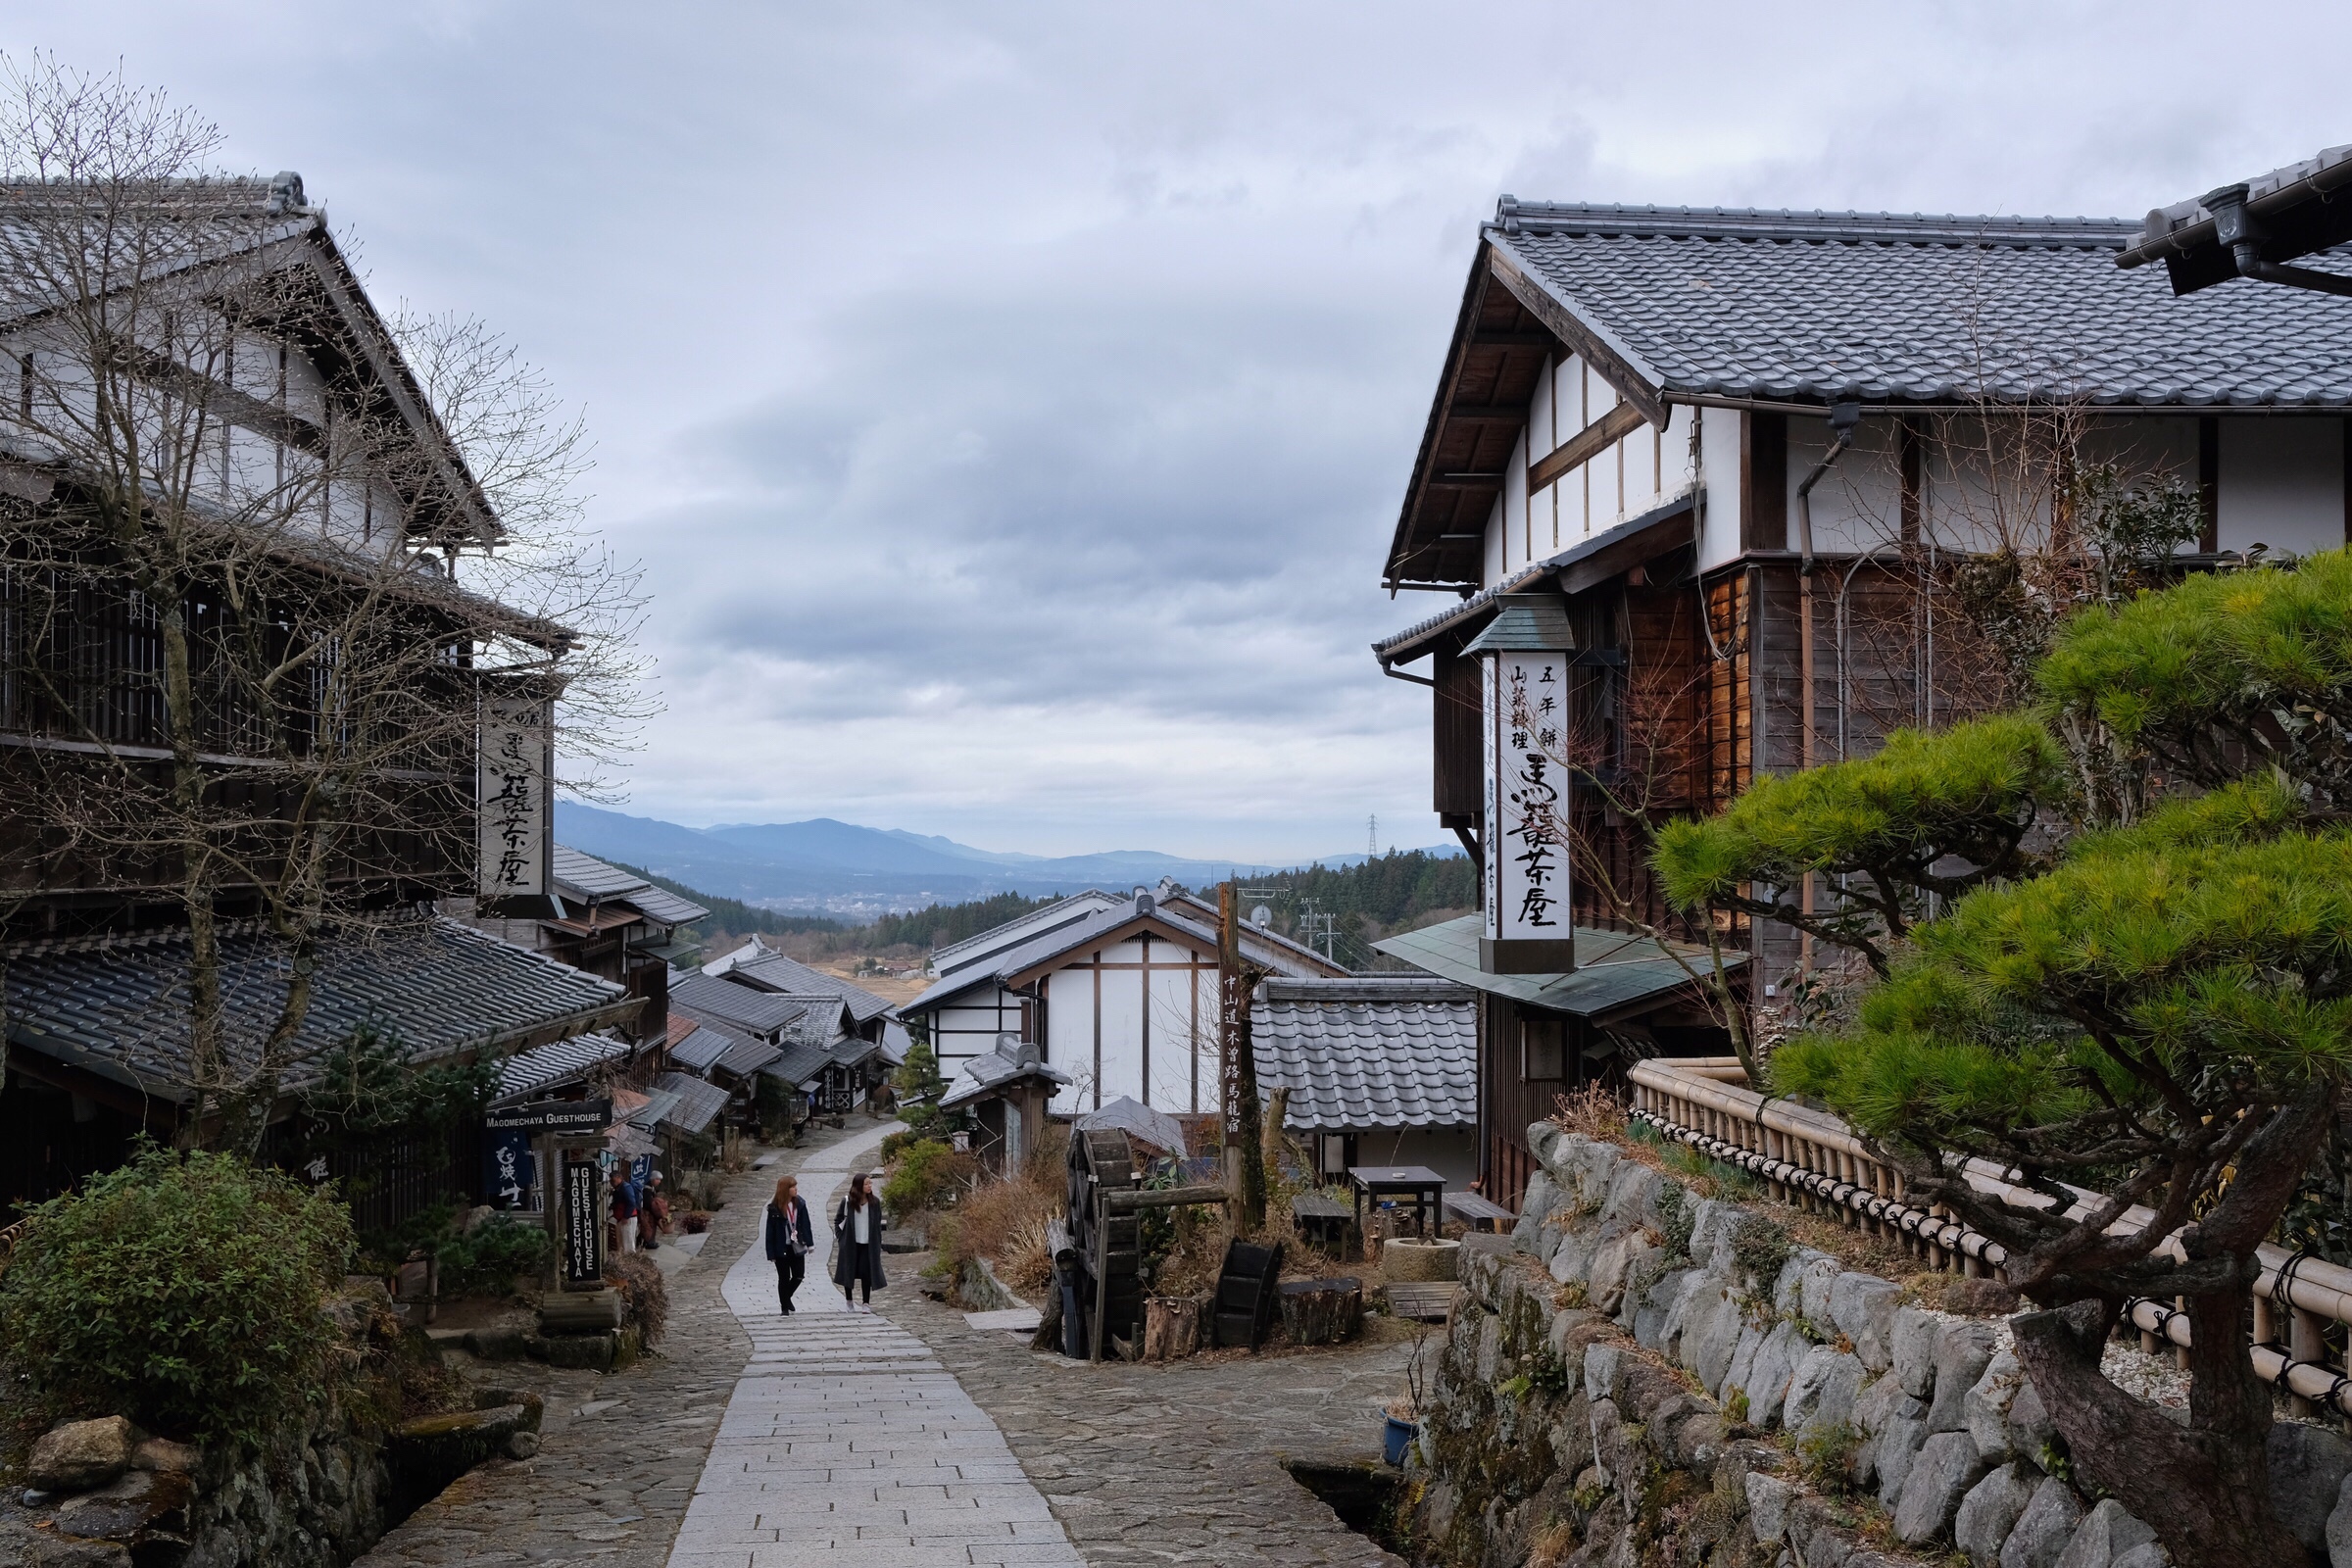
left=1372, top=914, right=1736, bottom=1022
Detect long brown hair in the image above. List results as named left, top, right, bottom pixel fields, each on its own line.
left=773, top=1174, right=798, bottom=1208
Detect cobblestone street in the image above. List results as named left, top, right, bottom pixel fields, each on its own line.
left=353, top=1118, right=887, bottom=1568
left=868, top=1274, right=1417, bottom=1567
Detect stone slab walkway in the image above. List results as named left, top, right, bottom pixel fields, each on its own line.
left=352, top=1119, right=882, bottom=1568
left=664, top=1124, right=1083, bottom=1568
left=869, top=1267, right=1416, bottom=1567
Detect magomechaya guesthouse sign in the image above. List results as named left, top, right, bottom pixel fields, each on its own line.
left=562, top=1154, right=605, bottom=1288
left=485, top=1099, right=612, bottom=1137
left=1466, top=596, right=1576, bottom=975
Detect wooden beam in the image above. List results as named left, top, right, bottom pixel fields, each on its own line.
left=1445, top=405, right=1529, bottom=425
left=1469, top=330, right=1557, bottom=349
left=1528, top=401, right=1648, bottom=495
left=1485, top=244, right=1669, bottom=428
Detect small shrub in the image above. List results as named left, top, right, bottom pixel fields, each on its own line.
left=1656, top=1183, right=1694, bottom=1261
left=433, top=1215, right=550, bottom=1298
left=0, top=1143, right=353, bottom=1446
left=1724, top=1386, right=1750, bottom=1425
left=1733, top=1218, right=1793, bottom=1296
left=879, top=1128, right=922, bottom=1163
left=1551, top=1083, right=1625, bottom=1141
left=943, top=1149, right=1061, bottom=1292
left=881, top=1138, right=973, bottom=1216
left=1796, top=1421, right=1862, bottom=1494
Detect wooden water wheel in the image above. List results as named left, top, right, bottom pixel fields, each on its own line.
left=1066, top=1125, right=1144, bottom=1360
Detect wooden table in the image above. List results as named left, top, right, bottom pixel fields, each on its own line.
left=1443, top=1190, right=1518, bottom=1234
left=1348, top=1164, right=1446, bottom=1241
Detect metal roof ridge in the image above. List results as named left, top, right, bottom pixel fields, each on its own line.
left=1490, top=198, right=2135, bottom=249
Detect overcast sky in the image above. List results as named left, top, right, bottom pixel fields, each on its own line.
left=8, top=4, right=2349, bottom=861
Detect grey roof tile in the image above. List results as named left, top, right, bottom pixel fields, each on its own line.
left=1488, top=202, right=2352, bottom=408
left=667, top=973, right=809, bottom=1038
left=9, top=915, right=633, bottom=1103
left=722, top=945, right=893, bottom=1022
left=1251, top=978, right=1478, bottom=1132
left=652, top=1070, right=732, bottom=1135
left=493, top=1033, right=632, bottom=1103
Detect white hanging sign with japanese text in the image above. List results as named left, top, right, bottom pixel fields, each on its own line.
left=1483, top=653, right=1572, bottom=956
left=478, top=694, right=552, bottom=898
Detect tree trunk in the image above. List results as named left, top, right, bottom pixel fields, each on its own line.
left=2014, top=1298, right=2303, bottom=1568
left=1278, top=1277, right=1361, bottom=1347
left=1142, top=1295, right=1202, bottom=1360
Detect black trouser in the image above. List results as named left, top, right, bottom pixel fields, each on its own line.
left=775, top=1251, right=805, bottom=1311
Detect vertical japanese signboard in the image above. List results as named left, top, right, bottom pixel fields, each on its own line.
left=478, top=691, right=551, bottom=899
left=562, top=1155, right=604, bottom=1288
left=1469, top=595, right=1577, bottom=975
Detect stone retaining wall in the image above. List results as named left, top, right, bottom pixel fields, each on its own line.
left=1401, top=1121, right=2352, bottom=1566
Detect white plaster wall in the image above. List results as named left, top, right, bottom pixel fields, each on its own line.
left=1697, top=406, right=1745, bottom=569
left=2222, top=416, right=2344, bottom=557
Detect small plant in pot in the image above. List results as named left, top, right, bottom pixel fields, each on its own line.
left=1383, top=1323, right=1432, bottom=1466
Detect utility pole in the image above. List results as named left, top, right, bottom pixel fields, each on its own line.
left=1369, top=813, right=1378, bottom=859
left=1218, top=880, right=1266, bottom=1231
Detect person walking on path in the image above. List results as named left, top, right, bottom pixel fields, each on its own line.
left=610, top=1165, right=642, bottom=1255
left=763, top=1174, right=813, bottom=1313
left=832, top=1171, right=887, bottom=1310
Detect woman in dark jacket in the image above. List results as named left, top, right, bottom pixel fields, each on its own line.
left=832, top=1172, right=887, bottom=1310
left=763, top=1175, right=814, bottom=1313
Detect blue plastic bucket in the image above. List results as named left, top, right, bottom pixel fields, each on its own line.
left=1383, top=1414, right=1418, bottom=1467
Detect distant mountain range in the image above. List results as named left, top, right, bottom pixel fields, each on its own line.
left=554, top=802, right=1459, bottom=918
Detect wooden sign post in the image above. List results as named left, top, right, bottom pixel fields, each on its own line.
left=485, top=1100, right=612, bottom=1294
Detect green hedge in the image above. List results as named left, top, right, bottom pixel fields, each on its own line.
left=0, top=1144, right=355, bottom=1446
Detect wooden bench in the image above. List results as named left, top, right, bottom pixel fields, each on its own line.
left=1443, top=1190, right=1518, bottom=1234
left=1382, top=1280, right=1454, bottom=1323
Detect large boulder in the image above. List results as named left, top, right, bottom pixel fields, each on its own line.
left=2001, top=1476, right=2087, bottom=1568
left=1774, top=1249, right=1840, bottom=1326
left=1954, top=1461, right=2039, bottom=1567
left=1512, top=1172, right=1557, bottom=1250
left=1894, top=1430, right=1988, bottom=1544
left=1853, top=1379, right=1928, bottom=1491
left=1782, top=1346, right=1867, bottom=1438
left=1927, top=1321, right=1998, bottom=1434
left=1893, top=1305, right=1942, bottom=1398
left=2326, top=1472, right=2352, bottom=1568
left=1597, top=1163, right=1664, bottom=1232
left=2054, top=1499, right=2156, bottom=1568
left=2108, top=1548, right=2170, bottom=1568
left=1965, top=1349, right=2028, bottom=1462
left=28, top=1417, right=143, bottom=1494
left=2005, top=1380, right=2057, bottom=1462
left=1747, top=1320, right=1805, bottom=1429
left=52, top=1469, right=194, bottom=1545
left=1831, top=1272, right=1903, bottom=1372
left=1874, top=1403, right=1931, bottom=1508
left=2271, top=1419, right=2352, bottom=1554
left=1746, top=1471, right=1799, bottom=1544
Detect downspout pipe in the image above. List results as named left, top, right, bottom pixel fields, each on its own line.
left=2206, top=183, right=2352, bottom=298
left=1792, top=399, right=1861, bottom=971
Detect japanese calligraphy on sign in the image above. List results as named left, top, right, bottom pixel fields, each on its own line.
left=478, top=695, right=551, bottom=897
left=1484, top=653, right=1572, bottom=947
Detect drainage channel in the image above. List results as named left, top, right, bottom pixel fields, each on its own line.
left=1281, top=1456, right=1414, bottom=1558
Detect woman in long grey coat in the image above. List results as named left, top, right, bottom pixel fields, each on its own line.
left=833, top=1172, right=887, bottom=1310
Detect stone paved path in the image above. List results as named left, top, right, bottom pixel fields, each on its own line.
left=664, top=1124, right=1083, bottom=1568
left=353, top=1119, right=884, bottom=1568
left=869, top=1255, right=1417, bottom=1566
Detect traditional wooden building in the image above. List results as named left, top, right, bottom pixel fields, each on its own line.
left=897, top=887, right=1345, bottom=1115
left=1372, top=198, right=2352, bottom=1203
left=0, top=172, right=639, bottom=1216
left=1250, top=976, right=1479, bottom=1188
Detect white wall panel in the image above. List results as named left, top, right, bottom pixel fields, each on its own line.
left=1697, top=407, right=1745, bottom=568
left=2222, top=416, right=2345, bottom=558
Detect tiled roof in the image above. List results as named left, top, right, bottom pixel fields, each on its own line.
left=1251, top=977, right=1477, bottom=1132
left=712, top=1033, right=784, bottom=1079
left=653, top=1070, right=732, bottom=1136
left=929, top=891, right=1126, bottom=972
left=763, top=1038, right=834, bottom=1089
left=1486, top=202, right=2352, bottom=408
left=668, top=972, right=809, bottom=1038
left=723, top=946, right=894, bottom=1022
left=493, top=1033, right=632, bottom=1104
left=551, top=845, right=710, bottom=927
left=939, top=1034, right=1072, bottom=1109
left=901, top=892, right=1343, bottom=1015
left=668, top=1022, right=733, bottom=1073
left=8, top=915, right=634, bottom=1103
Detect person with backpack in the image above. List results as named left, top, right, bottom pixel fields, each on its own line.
left=764, top=1174, right=814, bottom=1313
left=609, top=1165, right=642, bottom=1255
